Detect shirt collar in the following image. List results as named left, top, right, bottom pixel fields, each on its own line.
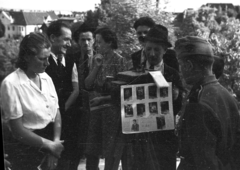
left=17, top=68, right=47, bottom=85
left=51, top=52, right=66, bottom=67
left=146, top=60, right=164, bottom=73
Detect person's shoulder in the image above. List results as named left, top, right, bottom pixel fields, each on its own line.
left=1, top=69, right=20, bottom=85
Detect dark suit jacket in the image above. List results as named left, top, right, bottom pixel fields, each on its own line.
left=131, top=48, right=179, bottom=71
left=178, top=75, right=240, bottom=170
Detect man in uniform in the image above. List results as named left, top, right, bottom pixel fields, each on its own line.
left=175, top=36, right=240, bottom=170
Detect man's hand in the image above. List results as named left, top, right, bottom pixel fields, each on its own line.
left=90, top=97, right=103, bottom=107
left=47, top=154, right=58, bottom=170
left=173, top=86, right=180, bottom=100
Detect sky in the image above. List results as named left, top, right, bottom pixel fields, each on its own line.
left=0, top=0, right=240, bottom=13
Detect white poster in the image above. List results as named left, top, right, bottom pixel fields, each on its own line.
left=121, top=83, right=174, bottom=134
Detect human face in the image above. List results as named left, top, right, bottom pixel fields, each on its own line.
left=95, top=34, right=111, bottom=54
left=26, top=48, right=51, bottom=74
left=178, top=59, right=193, bottom=85
left=78, top=32, right=94, bottom=54
left=136, top=25, right=151, bottom=46
left=51, top=27, right=72, bottom=55
left=145, top=41, right=166, bottom=66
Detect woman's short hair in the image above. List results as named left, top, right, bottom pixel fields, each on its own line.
left=95, top=27, right=118, bottom=49
left=16, top=32, right=51, bottom=70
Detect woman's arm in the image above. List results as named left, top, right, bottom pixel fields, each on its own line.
left=53, top=109, right=61, bottom=141
left=9, top=117, right=64, bottom=158
left=65, top=82, right=79, bottom=111
left=85, top=54, right=103, bottom=89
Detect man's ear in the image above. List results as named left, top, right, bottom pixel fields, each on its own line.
left=49, top=34, right=55, bottom=43
left=185, top=60, right=194, bottom=71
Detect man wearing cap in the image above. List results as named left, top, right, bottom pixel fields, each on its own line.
left=130, top=25, right=184, bottom=170
left=175, top=36, right=240, bottom=170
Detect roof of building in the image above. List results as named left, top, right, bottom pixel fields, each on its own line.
left=6, top=11, right=58, bottom=26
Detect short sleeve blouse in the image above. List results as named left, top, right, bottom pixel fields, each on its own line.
left=0, top=68, right=59, bottom=130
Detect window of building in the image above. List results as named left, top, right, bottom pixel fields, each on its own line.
left=8, top=26, right=10, bottom=30
left=19, top=27, right=21, bottom=31
left=8, top=34, right=10, bottom=38
left=12, top=26, right=15, bottom=31
left=2, top=16, right=4, bottom=19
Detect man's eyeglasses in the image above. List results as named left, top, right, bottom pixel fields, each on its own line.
left=137, top=31, right=148, bottom=36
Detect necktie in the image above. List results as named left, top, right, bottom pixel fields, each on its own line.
left=57, top=55, right=63, bottom=71
left=149, top=64, right=154, bottom=70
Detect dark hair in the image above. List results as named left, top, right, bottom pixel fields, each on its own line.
left=133, top=16, right=155, bottom=30
left=182, top=54, right=214, bottom=69
left=73, top=22, right=95, bottom=42
left=212, top=56, right=224, bottom=79
left=47, top=20, right=70, bottom=38
left=95, top=27, right=118, bottom=49
left=16, top=32, right=51, bottom=70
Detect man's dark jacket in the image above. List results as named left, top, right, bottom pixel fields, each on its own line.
left=177, top=75, right=240, bottom=170
left=129, top=51, right=184, bottom=170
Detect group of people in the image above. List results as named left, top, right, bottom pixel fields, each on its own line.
left=0, top=15, right=240, bottom=170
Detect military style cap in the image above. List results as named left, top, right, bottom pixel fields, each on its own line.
left=174, top=36, right=214, bottom=59
left=145, top=24, right=172, bottom=47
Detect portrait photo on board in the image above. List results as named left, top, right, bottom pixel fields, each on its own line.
left=149, top=102, right=158, bottom=115
left=137, top=103, right=146, bottom=117
left=160, top=87, right=168, bottom=98
left=160, top=101, right=169, bottom=115
left=136, top=86, right=145, bottom=100
left=124, top=88, right=133, bottom=101
left=124, top=104, right=134, bottom=117
left=156, top=116, right=166, bottom=129
left=148, top=85, right=157, bottom=99
left=131, top=119, right=139, bottom=131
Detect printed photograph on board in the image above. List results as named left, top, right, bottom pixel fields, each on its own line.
left=149, top=102, right=158, bottom=115
left=124, top=88, right=133, bottom=101
left=124, top=104, right=134, bottom=117
left=161, top=101, right=169, bottom=115
left=137, top=103, right=146, bottom=117
left=156, top=116, right=166, bottom=129
left=131, top=119, right=139, bottom=131
left=160, top=87, right=168, bottom=98
left=148, top=85, right=157, bottom=99
left=136, top=86, right=145, bottom=100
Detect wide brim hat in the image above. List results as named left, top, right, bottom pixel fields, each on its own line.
left=174, top=36, right=214, bottom=58
left=145, top=24, right=172, bottom=48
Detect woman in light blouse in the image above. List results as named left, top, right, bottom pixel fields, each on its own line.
left=0, top=32, right=63, bottom=170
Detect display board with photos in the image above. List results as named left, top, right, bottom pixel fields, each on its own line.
left=121, top=83, right=174, bottom=134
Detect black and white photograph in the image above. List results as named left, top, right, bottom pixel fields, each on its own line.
left=137, top=103, right=146, bottom=117
left=149, top=102, right=158, bottom=115
left=156, top=116, right=166, bottom=129
left=124, top=88, right=133, bottom=101
left=124, top=104, right=134, bottom=117
left=148, top=85, right=157, bottom=99
left=136, top=86, right=145, bottom=100
left=161, top=101, right=169, bottom=115
left=131, top=119, right=139, bottom=131
left=160, top=87, right=168, bottom=98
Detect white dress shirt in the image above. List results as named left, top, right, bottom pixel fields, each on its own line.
left=0, top=68, right=59, bottom=130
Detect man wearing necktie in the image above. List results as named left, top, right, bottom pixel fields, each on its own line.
left=45, top=20, right=80, bottom=170
left=130, top=25, right=184, bottom=170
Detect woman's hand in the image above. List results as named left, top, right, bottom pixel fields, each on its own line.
left=90, top=97, right=103, bottom=107
left=43, top=139, right=64, bottom=158
left=94, top=54, right=103, bottom=67
left=47, top=154, right=58, bottom=170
